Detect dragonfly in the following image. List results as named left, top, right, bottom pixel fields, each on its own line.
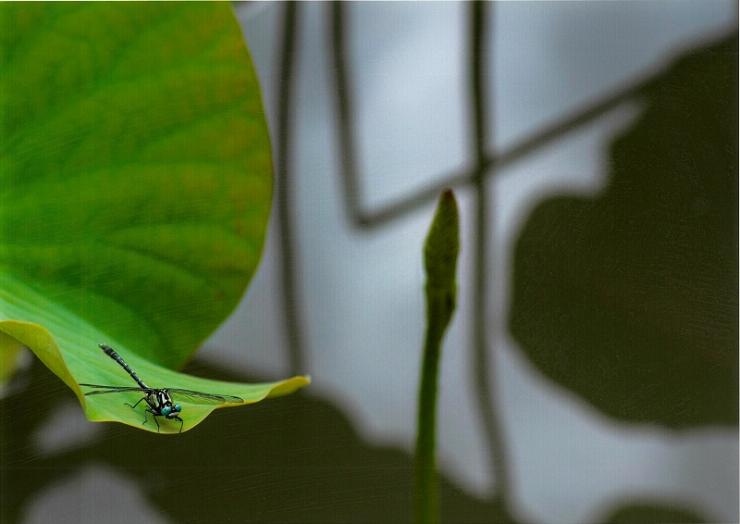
left=80, top=344, right=243, bottom=433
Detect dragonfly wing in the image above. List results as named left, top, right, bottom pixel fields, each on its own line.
left=80, top=383, right=143, bottom=389
left=80, top=386, right=147, bottom=396
left=166, top=388, right=243, bottom=404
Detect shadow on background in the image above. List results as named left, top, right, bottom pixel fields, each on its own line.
left=509, top=33, right=738, bottom=430
left=1, top=358, right=512, bottom=524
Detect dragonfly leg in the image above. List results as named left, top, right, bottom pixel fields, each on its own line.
left=144, top=408, right=160, bottom=433
left=141, top=408, right=160, bottom=432
left=125, top=396, right=147, bottom=410
left=173, top=416, right=184, bottom=434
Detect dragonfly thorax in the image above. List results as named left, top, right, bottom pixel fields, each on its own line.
left=156, top=389, right=172, bottom=407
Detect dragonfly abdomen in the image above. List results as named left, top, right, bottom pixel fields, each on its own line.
left=99, top=344, right=149, bottom=390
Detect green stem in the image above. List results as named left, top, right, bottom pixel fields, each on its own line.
left=415, top=191, right=459, bottom=524
left=415, top=291, right=449, bottom=524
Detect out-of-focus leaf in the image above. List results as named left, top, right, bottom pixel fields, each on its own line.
left=600, top=500, right=708, bottom=524
left=0, top=3, right=309, bottom=432
left=0, top=329, right=23, bottom=382
left=509, top=35, right=737, bottom=427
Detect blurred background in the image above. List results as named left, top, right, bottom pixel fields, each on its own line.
left=2, top=2, right=737, bottom=523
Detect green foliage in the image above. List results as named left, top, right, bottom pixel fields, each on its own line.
left=509, top=35, right=737, bottom=428
left=0, top=3, right=308, bottom=433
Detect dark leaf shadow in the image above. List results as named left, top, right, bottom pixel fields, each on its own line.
left=2, top=357, right=514, bottom=524
left=509, top=33, right=738, bottom=428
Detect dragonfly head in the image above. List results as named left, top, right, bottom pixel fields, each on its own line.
left=161, top=403, right=181, bottom=417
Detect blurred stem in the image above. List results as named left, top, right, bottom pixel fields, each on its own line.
left=276, top=1, right=306, bottom=375
left=329, top=2, right=365, bottom=228
left=469, top=1, right=513, bottom=509
left=415, top=191, right=460, bottom=524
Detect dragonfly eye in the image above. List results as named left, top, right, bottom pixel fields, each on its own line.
left=174, top=404, right=182, bottom=413
left=161, top=406, right=172, bottom=416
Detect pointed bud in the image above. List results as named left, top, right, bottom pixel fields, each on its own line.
left=424, top=190, right=460, bottom=292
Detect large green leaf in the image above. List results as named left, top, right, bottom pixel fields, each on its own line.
left=0, top=3, right=308, bottom=433
left=509, top=35, right=737, bottom=428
